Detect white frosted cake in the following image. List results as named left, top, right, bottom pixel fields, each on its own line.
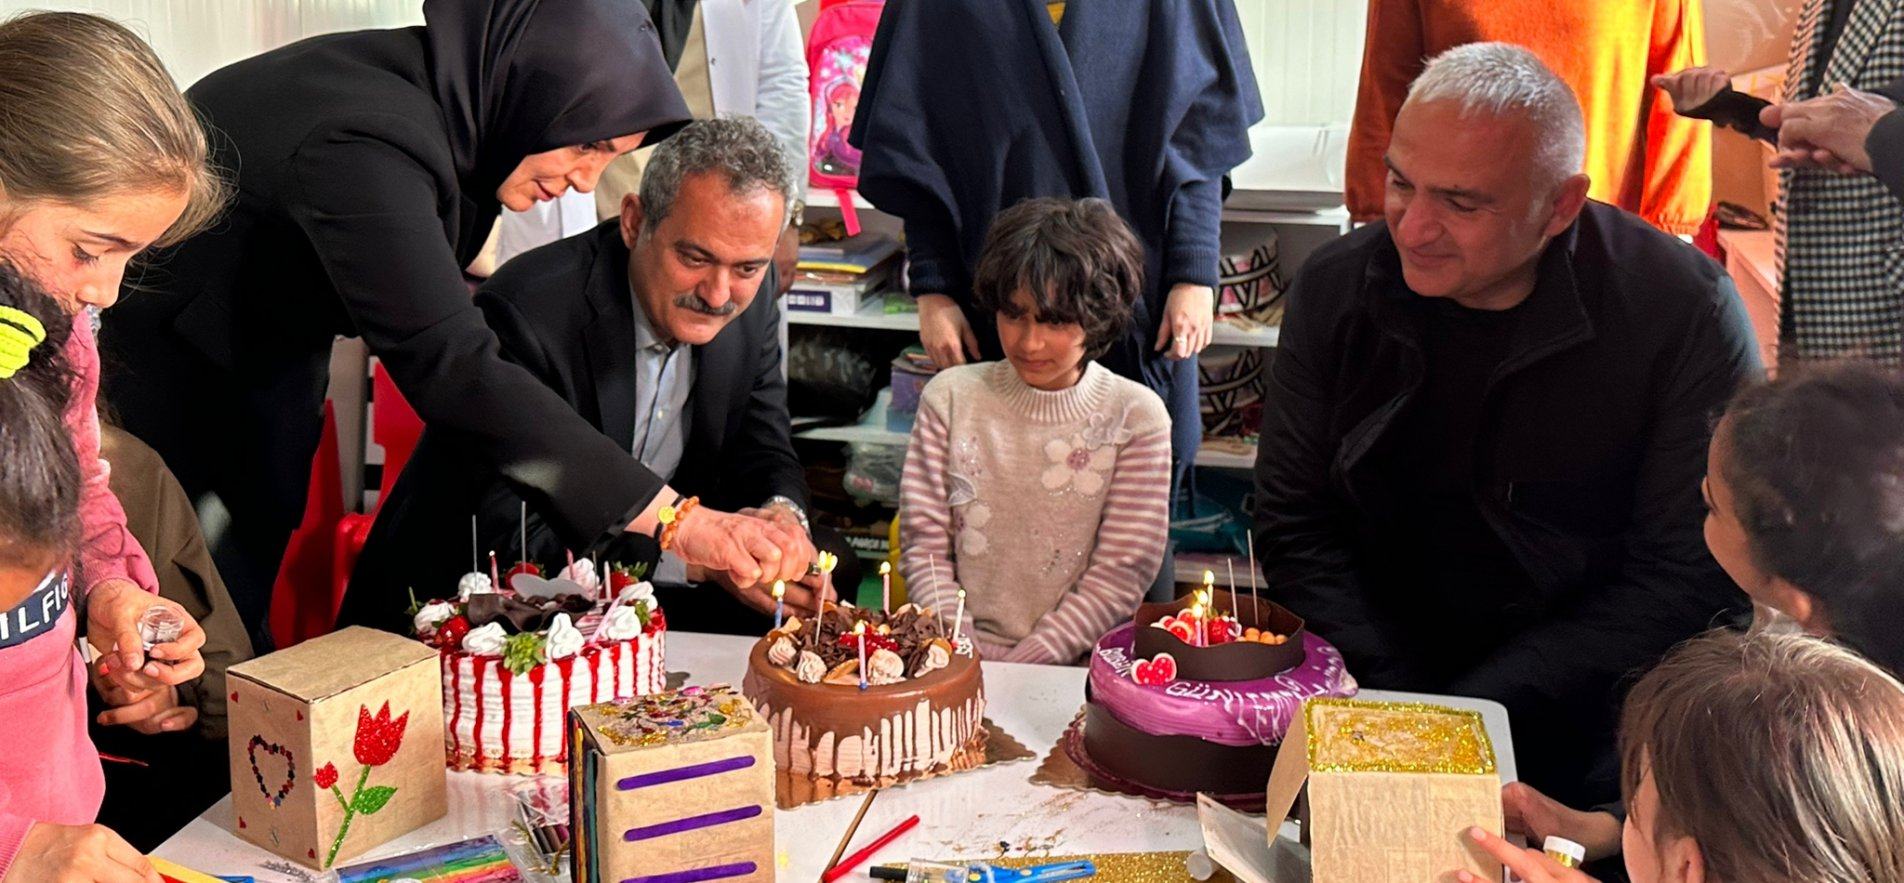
left=411, top=560, right=665, bottom=773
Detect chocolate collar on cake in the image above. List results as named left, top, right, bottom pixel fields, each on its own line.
left=1131, top=590, right=1308, bottom=682
left=467, top=591, right=594, bottom=634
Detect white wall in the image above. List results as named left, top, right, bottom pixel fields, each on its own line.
left=0, top=0, right=420, bottom=87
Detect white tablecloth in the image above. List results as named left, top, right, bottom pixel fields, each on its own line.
left=156, top=632, right=1516, bottom=881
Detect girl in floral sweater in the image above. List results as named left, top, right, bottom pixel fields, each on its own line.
left=900, top=198, right=1171, bottom=664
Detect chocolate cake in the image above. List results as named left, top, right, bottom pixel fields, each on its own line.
left=741, top=602, right=984, bottom=801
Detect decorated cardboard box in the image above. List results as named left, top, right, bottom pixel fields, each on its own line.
left=225, top=626, right=447, bottom=870
left=1264, top=697, right=1504, bottom=882
left=570, top=684, right=774, bottom=883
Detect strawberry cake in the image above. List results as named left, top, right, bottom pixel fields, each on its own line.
left=410, top=559, right=665, bottom=774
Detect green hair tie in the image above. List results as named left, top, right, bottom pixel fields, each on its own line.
left=0, top=305, right=48, bottom=381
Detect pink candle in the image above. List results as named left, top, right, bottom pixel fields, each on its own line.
left=489, top=551, right=500, bottom=590
left=879, top=561, right=892, bottom=614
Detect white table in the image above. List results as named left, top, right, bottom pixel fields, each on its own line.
left=157, top=633, right=1516, bottom=881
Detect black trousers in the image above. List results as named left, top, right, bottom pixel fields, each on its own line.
left=100, top=300, right=331, bottom=654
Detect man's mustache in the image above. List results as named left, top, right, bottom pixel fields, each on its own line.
left=673, top=294, right=737, bottom=317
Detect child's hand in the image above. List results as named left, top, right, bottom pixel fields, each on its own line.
left=1155, top=283, right=1213, bottom=359
left=89, top=656, right=198, bottom=735
left=1502, top=782, right=1623, bottom=861
left=85, top=580, right=206, bottom=691
left=2, top=822, right=161, bottom=883
left=1455, top=826, right=1600, bottom=883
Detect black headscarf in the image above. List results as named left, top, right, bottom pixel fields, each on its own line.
left=424, top=0, right=693, bottom=200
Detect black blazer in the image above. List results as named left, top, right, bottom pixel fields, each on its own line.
left=105, top=28, right=673, bottom=556
left=339, top=222, right=804, bottom=632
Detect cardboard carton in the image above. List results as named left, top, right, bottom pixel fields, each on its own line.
left=1264, top=698, right=1504, bottom=882
left=225, top=627, right=446, bottom=869
left=571, top=685, right=774, bottom=883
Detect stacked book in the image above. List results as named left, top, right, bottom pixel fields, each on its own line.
left=788, top=232, right=902, bottom=315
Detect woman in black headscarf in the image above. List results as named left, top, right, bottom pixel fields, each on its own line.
left=102, top=0, right=814, bottom=646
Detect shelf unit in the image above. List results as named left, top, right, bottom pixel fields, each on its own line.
left=790, top=187, right=1348, bottom=469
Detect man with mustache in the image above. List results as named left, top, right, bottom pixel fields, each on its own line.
left=341, top=119, right=848, bottom=634
left=1253, top=44, right=1760, bottom=813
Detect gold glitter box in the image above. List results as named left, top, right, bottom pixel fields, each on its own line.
left=1264, top=698, right=1504, bottom=882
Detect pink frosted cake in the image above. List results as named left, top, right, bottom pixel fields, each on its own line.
left=1077, top=592, right=1356, bottom=800
left=411, top=560, right=666, bottom=773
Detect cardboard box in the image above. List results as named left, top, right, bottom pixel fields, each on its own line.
left=1265, top=698, right=1503, bottom=882
left=571, top=685, right=774, bottom=883
left=226, top=627, right=446, bottom=870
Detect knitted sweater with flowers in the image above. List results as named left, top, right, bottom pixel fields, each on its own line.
left=899, top=361, right=1170, bottom=665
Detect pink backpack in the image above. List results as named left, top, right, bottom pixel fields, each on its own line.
left=806, top=0, right=883, bottom=233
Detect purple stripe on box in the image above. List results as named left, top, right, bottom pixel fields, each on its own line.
left=615, top=755, right=756, bottom=791
left=621, top=862, right=758, bottom=883
left=624, top=805, right=763, bottom=841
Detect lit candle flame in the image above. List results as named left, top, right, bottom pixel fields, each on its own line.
left=879, top=561, right=891, bottom=575
left=772, top=580, right=785, bottom=600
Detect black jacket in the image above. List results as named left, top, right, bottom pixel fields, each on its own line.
left=1254, top=202, right=1760, bottom=803
left=339, top=222, right=804, bottom=633
left=103, top=18, right=690, bottom=561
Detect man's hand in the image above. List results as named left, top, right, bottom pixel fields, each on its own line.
left=917, top=293, right=980, bottom=368
left=1154, top=283, right=1214, bottom=359
left=1454, top=827, right=1600, bottom=883
left=89, top=655, right=197, bottom=735
left=669, top=507, right=810, bottom=589
left=1501, top=782, right=1623, bottom=862
left=774, top=226, right=800, bottom=298
left=1, top=823, right=160, bottom=883
left=1766, top=83, right=1897, bottom=175
left=85, top=579, right=206, bottom=692
left=688, top=562, right=835, bottom=617
left=1651, top=67, right=1732, bottom=113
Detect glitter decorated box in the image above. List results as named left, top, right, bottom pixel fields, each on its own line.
left=569, top=684, right=774, bottom=883
left=225, top=627, right=447, bottom=870
left=1263, top=697, right=1504, bottom=882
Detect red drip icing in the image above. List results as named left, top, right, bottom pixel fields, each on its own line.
left=608, top=642, right=621, bottom=697
left=557, top=656, right=577, bottom=764
left=471, top=661, right=487, bottom=769
left=444, top=651, right=461, bottom=763
left=529, top=665, right=547, bottom=770
left=588, top=648, right=602, bottom=703
left=498, top=669, right=514, bottom=770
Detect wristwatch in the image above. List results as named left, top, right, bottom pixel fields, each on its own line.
left=761, top=495, right=810, bottom=535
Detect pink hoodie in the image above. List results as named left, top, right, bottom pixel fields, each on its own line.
left=0, top=318, right=159, bottom=873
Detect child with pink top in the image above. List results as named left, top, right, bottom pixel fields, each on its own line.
left=0, top=11, right=224, bottom=878
left=900, top=198, right=1171, bottom=664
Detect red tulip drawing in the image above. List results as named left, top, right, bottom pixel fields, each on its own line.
left=319, top=701, right=409, bottom=868
left=353, top=701, right=410, bottom=766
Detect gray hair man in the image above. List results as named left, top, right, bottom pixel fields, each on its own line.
left=1254, top=40, right=1762, bottom=822
left=345, top=117, right=852, bottom=636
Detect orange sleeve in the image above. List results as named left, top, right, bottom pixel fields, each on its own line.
left=1639, top=0, right=1713, bottom=235
left=1344, top=0, right=1424, bottom=222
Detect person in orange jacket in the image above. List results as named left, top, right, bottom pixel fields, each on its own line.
left=1346, top=0, right=1712, bottom=237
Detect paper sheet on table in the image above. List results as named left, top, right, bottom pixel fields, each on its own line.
left=1197, top=794, right=1311, bottom=883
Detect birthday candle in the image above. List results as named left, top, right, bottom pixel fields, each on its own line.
left=490, top=550, right=500, bottom=589
left=519, top=501, right=528, bottom=568
left=471, top=515, right=479, bottom=573
left=1226, top=559, right=1238, bottom=619
left=929, top=554, right=944, bottom=630
left=1246, top=532, right=1260, bottom=622
left=772, top=580, right=786, bottom=631
left=855, top=621, right=868, bottom=690
left=879, top=561, right=892, bottom=614
left=952, top=588, right=966, bottom=646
